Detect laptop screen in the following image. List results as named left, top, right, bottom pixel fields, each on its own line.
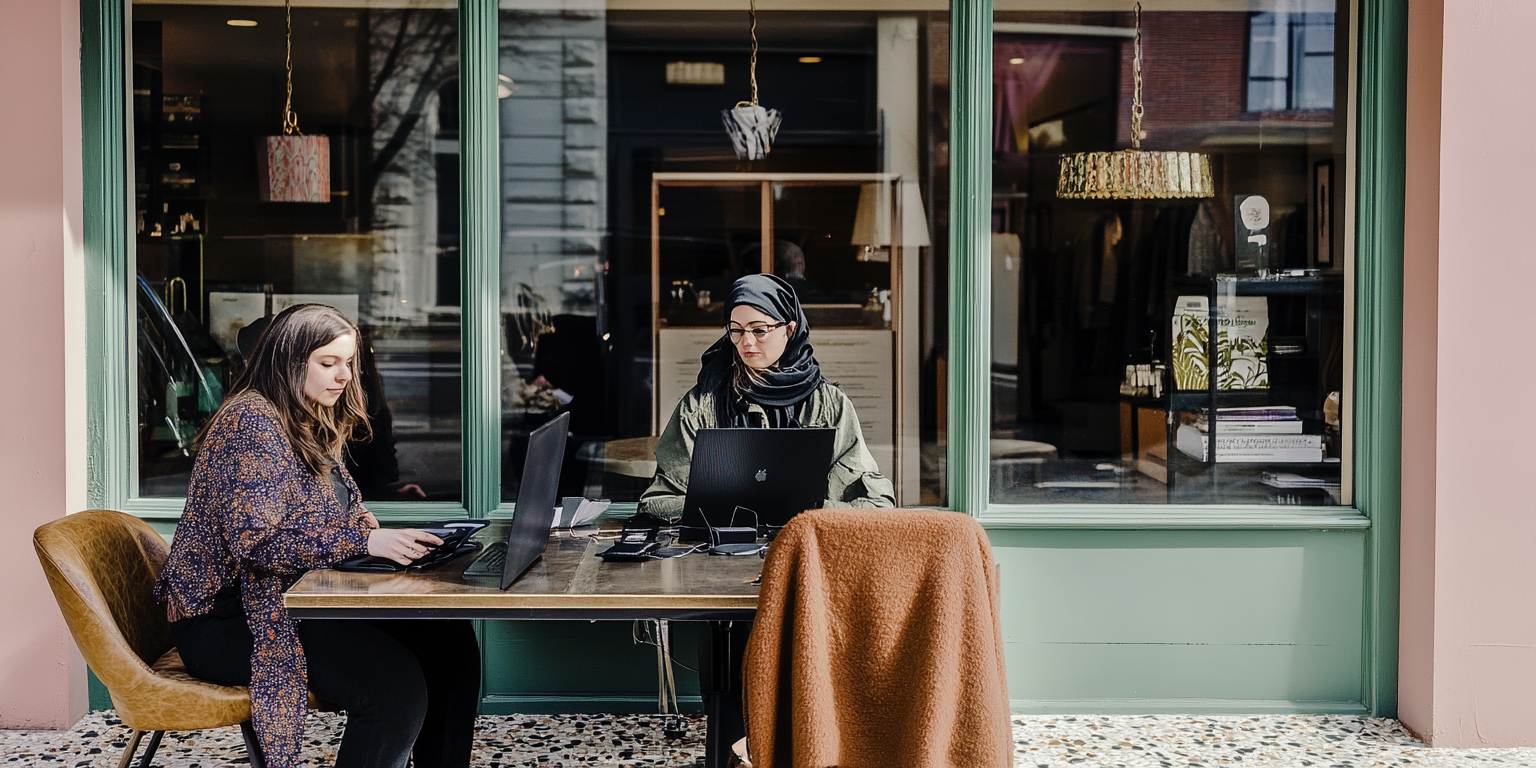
left=500, top=412, right=569, bottom=589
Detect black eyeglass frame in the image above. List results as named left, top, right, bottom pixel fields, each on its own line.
left=725, top=322, right=788, bottom=343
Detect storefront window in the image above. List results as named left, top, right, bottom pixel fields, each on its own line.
left=989, top=4, right=1350, bottom=505
left=496, top=6, right=951, bottom=506
left=131, top=1, right=462, bottom=500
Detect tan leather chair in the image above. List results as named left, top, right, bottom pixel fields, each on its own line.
left=33, top=509, right=302, bottom=768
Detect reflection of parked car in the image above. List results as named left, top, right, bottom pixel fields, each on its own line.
left=137, top=276, right=227, bottom=477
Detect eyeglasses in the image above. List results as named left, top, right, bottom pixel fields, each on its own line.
left=726, top=322, right=787, bottom=343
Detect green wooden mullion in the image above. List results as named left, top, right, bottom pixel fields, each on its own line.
left=946, top=0, right=993, bottom=516
left=460, top=0, right=501, bottom=519
left=1353, top=0, right=1407, bottom=719
left=455, top=5, right=500, bottom=709
left=83, top=0, right=131, bottom=511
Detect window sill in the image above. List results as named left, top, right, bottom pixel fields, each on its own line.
left=978, top=504, right=1370, bottom=531
left=118, top=499, right=1370, bottom=531
left=120, top=498, right=472, bottom=522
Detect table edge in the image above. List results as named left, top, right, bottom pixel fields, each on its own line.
left=283, top=593, right=760, bottom=611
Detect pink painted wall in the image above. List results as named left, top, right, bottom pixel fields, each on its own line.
left=1401, top=0, right=1536, bottom=748
left=0, top=0, right=87, bottom=729
left=1398, top=0, right=1442, bottom=741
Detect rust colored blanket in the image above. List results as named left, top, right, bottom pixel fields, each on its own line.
left=742, top=509, right=1012, bottom=768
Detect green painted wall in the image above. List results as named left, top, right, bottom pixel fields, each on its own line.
left=88, top=670, right=110, bottom=711
left=480, top=622, right=703, bottom=714
left=989, top=529, right=1366, bottom=712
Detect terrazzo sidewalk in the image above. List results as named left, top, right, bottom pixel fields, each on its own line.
left=4, top=711, right=1535, bottom=767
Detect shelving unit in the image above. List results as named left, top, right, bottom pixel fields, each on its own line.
left=1161, top=273, right=1344, bottom=503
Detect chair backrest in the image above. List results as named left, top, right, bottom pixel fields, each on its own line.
left=743, top=508, right=1013, bottom=768
left=33, top=509, right=175, bottom=697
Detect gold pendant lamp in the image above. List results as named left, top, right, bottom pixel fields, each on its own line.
left=1056, top=1, right=1214, bottom=200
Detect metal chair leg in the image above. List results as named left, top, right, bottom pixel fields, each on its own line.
left=240, top=720, right=268, bottom=768
left=136, top=730, right=165, bottom=767
left=116, top=730, right=145, bottom=768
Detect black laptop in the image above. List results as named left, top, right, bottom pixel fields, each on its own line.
left=465, top=412, right=570, bottom=589
left=678, top=428, right=836, bottom=542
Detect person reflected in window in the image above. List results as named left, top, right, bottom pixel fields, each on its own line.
left=771, top=240, right=829, bottom=304
left=639, top=274, right=894, bottom=520
left=154, top=304, right=479, bottom=768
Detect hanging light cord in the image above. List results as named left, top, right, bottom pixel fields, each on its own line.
left=736, top=0, right=759, bottom=108
left=282, top=0, right=303, bottom=135
left=1130, top=0, right=1143, bottom=150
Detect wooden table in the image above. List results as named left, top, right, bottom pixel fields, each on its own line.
left=285, top=521, right=760, bottom=767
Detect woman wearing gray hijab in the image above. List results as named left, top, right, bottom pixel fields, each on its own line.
left=639, top=274, right=895, bottom=520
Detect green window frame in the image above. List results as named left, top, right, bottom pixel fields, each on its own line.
left=83, top=0, right=1404, bottom=713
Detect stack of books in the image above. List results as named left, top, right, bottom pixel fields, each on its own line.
left=1193, top=406, right=1301, bottom=433
left=1176, top=406, right=1323, bottom=462
left=1260, top=472, right=1341, bottom=505
left=1260, top=472, right=1340, bottom=490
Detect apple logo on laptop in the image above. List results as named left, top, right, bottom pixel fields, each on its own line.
left=755, top=469, right=768, bottom=482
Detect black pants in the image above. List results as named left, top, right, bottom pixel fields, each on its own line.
left=173, top=602, right=480, bottom=768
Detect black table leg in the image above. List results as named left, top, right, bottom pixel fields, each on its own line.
left=698, top=619, right=750, bottom=768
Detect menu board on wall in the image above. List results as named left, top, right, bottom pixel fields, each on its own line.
left=657, top=329, right=896, bottom=481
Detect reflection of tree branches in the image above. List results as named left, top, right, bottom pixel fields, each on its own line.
left=370, top=12, right=455, bottom=185
left=369, top=9, right=417, bottom=102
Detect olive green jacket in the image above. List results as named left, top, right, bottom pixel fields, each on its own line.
left=639, top=382, right=896, bottom=521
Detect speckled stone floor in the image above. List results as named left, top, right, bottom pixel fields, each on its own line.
left=4, top=711, right=1536, bottom=767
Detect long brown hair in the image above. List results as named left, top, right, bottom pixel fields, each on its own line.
left=202, top=304, right=372, bottom=475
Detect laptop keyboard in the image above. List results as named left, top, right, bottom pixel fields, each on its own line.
left=464, top=542, right=508, bottom=577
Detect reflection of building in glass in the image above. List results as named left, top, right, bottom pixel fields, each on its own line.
left=369, top=10, right=460, bottom=327
left=1247, top=12, right=1336, bottom=112
left=498, top=6, right=608, bottom=319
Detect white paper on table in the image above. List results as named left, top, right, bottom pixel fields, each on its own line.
left=554, top=498, right=610, bottom=528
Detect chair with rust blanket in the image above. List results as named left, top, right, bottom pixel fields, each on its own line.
left=742, top=509, right=1012, bottom=768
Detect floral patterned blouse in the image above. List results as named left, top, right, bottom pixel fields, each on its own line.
left=154, top=390, right=371, bottom=768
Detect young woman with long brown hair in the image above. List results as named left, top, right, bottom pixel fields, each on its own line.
left=154, top=304, right=480, bottom=768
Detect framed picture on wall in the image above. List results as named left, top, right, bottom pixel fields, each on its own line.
left=1314, top=160, right=1333, bottom=265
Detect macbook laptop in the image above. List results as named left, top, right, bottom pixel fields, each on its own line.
left=678, top=427, right=835, bottom=542
left=465, top=412, right=570, bottom=589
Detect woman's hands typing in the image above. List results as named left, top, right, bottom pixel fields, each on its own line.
left=367, top=527, right=445, bottom=565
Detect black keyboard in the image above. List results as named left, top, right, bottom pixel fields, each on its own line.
left=464, top=542, right=507, bottom=577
